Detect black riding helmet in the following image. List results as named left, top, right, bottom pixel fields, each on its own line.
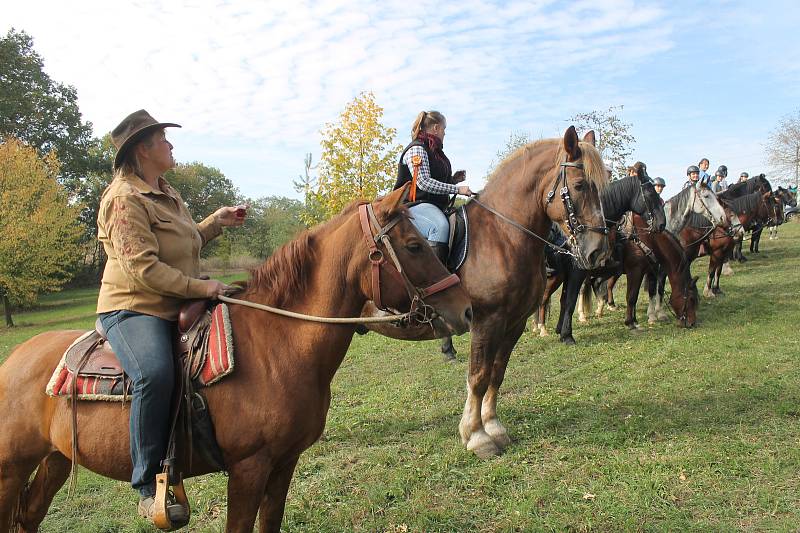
left=687, top=165, right=700, bottom=175
left=716, top=165, right=728, bottom=177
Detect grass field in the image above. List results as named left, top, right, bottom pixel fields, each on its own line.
left=1, top=224, right=799, bottom=532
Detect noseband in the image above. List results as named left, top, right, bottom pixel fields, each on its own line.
left=546, top=160, right=609, bottom=237
left=358, top=203, right=460, bottom=324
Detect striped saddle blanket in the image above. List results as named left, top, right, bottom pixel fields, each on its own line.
left=46, top=304, right=234, bottom=401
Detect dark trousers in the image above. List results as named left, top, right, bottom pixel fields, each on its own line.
left=98, top=310, right=175, bottom=497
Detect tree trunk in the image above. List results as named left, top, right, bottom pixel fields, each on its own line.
left=2, top=292, right=13, bottom=328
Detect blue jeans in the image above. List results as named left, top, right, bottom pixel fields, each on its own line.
left=409, top=203, right=449, bottom=243
left=98, top=310, right=175, bottom=498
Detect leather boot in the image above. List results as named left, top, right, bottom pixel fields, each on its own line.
left=428, top=241, right=449, bottom=266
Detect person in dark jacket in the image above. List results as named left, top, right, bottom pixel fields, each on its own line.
left=393, top=111, right=473, bottom=262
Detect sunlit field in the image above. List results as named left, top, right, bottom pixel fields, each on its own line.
left=2, top=224, right=798, bottom=532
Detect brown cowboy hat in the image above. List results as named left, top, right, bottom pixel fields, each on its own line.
left=111, top=109, right=181, bottom=169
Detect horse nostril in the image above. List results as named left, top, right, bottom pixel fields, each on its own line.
left=464, top=307, right=473, bottom=325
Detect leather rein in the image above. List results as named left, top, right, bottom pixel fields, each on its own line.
left=219, top=203, right=460, bottom=326
left=470, top=158, right=607, bottom=261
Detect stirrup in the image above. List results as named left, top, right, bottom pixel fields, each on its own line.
left=153, top=472, right=190, bottom=531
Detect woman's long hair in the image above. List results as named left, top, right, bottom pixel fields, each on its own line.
left=410, top=111, right=446, bottom=140
left=113, top=130, right=159, bottom=179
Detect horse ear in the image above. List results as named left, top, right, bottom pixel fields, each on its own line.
left=375, top=184, right=408, bottom=220
left=563, top=125, right=581, bottom=160
left=582, top=130, right=596, bottom=146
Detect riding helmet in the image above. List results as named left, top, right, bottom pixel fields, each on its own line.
left=686, top=165, right=700, bottom=175
left=716, top=165, right=728, bottom=177
left=653, top=176, right=666, bottom=186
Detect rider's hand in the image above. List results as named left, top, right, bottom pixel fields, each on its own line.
left=213, top=205, right=248, bottom=227
left=453, top=170, right=466, bottom=183
left=457, top=185, right=474, bottom=196
left=201, top=279, right=231, bottom=298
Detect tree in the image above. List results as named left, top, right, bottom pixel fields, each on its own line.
left=164, top=162, right=240, bottom=221
left=765, top=109, right=800, bottom=189
left=0, top=137, right=83, bottom=326
left=486, top=131, right=531, bottom=179
left=308, top=92, right=402, bottom=223
left=236, top=196, right=306, bottom=259
left=0, top=29, right=100, bottom=194
left=569, top=106, right=635, bottom=179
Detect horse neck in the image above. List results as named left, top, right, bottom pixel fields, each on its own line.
left=653, top=231, right=689, bottom=286
left=665, top=188, right=692, bottom=233
left=475, top=146, right=555, bottom=246
left=601, top=176, right=638, bottom=221
left=238, top=215, right=367, bottom=386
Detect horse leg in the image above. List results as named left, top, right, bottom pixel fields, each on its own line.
left=225, top=454, right=272, bottom=533
left=703, top=260, right=715, bottom=298
left=625, top=268, right=643, bottom=330
left=593, top=278, right=606, bottom=318
left=646, top=272, right=658, bottom=325
left=535, top=276, right=560, bottom=337
left=606, top=275, right=620, bottom=310
left=576, top=280, right=589, bottom=324
left=440, top=336, right=457, bottom=362
left=0, top=456, right=41, bottom=533
left=459, top=322, right=503, bottom=459
left=14, top=452, right=71, bottom=533
left=561, top=272, right=585, bottom=344
left=555, top=277, right=568, bottom=335
left=481, top=319, right=527, bottom=451
left=257, top=456, right=299, bottom=533
left=656, top=269, right=669, bottom=321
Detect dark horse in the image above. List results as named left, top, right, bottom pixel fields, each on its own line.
left=533, top=165, right=666, bottom=344
left=0, top=186, right=473, bottom=533
left=718, top=174, right=772, bottom=261
left=363, top=127, right=610, bottom=458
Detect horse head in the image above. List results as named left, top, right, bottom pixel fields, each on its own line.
left=694, top=184, right=728, bottom=228
left=632, top=163, right=666, bottom=232
left=543, top=126, right=610, bottom=270
left=670, top=275, right=699, bottom=328
left=362, top=184, right=472, bottom=335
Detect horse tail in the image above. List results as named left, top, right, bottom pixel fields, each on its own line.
left=580, top=280, right=593, bottom=319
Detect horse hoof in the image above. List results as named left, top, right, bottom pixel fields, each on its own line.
left=703, top=290, right=715, bottom=298
left=539, top=328, right=549, bottom=337
left=560, top=336, right=576, bottom=345
left=658, top=313, right=670, bottom=322
left=484, top=420, right=512, bottom=450
left=578, top=317, right=588, bottom=323
left=466, top=430, right=502, bottom=459
left=607, top=304, right=617, bottom=311
left=648, top=318, right=657, bottom=325
left=442, top=351, right=457, bottom=363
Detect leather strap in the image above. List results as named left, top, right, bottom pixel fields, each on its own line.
left=419, top=273, right=460, bottom=298
left=410, top=155, right=422, bottom=202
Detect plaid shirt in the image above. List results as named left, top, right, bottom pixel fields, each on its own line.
left=402, top=145, right=459, bottom=195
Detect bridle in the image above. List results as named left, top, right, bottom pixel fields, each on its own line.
left=546, top=159, right=609, bottom=237
left=358, top=203, right=460, bottom=325
left=690, top=185, right=720, bottom=225
left=636, top=179, right=661, bottom=232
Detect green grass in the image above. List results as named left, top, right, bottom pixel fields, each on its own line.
left=2, top=226, right=799, bottom=532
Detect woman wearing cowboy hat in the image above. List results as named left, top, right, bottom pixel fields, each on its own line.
left=96, top=109, right=245, bottom=524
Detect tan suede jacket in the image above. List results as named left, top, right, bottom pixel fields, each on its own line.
left=96, top=173, right=222, bottom=320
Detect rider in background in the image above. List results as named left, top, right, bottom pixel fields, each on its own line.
left=394, top=111, right=473, bottom=263
left=683, top=165, right=701, bottom=189
left=739, top=171, right=749, bottom=183
left=653, top=176, right=666, bottom=201
left=698, top=158, right=711, bottom=187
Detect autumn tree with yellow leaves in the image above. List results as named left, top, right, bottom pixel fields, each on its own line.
left=0, top=137, right=83, bottom=326
left=304, top=92, right=402, bottom=224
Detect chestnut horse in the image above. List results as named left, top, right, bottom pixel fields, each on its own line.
left=364, top=127, right=610, bottom=458
left=0, top=186, right=472, bottom=533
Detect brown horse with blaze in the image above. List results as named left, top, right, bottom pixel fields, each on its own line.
left=0, top=185, right=472, bottom=533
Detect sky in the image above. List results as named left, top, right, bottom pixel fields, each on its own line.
left=5, top=0, right=800, bottom=200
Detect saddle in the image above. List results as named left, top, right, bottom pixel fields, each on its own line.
left=445, top=206, right=469, bottom=272
left=47, top=300, right=234, bottom=531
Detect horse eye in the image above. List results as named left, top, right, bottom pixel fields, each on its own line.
left=573, top=180, right=587, bottom=191
left=406, top=242, right=423, bottom=253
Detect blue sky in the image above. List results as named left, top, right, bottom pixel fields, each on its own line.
left=5, top=0, right=799, bottom=199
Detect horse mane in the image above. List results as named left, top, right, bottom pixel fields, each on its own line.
left=686, top=211, right=713, bottom=229
left=723, top=191, right=761, bottom=215
left=601, top=175, right=639, bottom=219
left=241, top=199, right=367, bottom=306
left=486, top=138, right=608, bottom=191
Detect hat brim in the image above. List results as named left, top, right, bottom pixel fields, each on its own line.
left=113, top=122, right=181, bottom=170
